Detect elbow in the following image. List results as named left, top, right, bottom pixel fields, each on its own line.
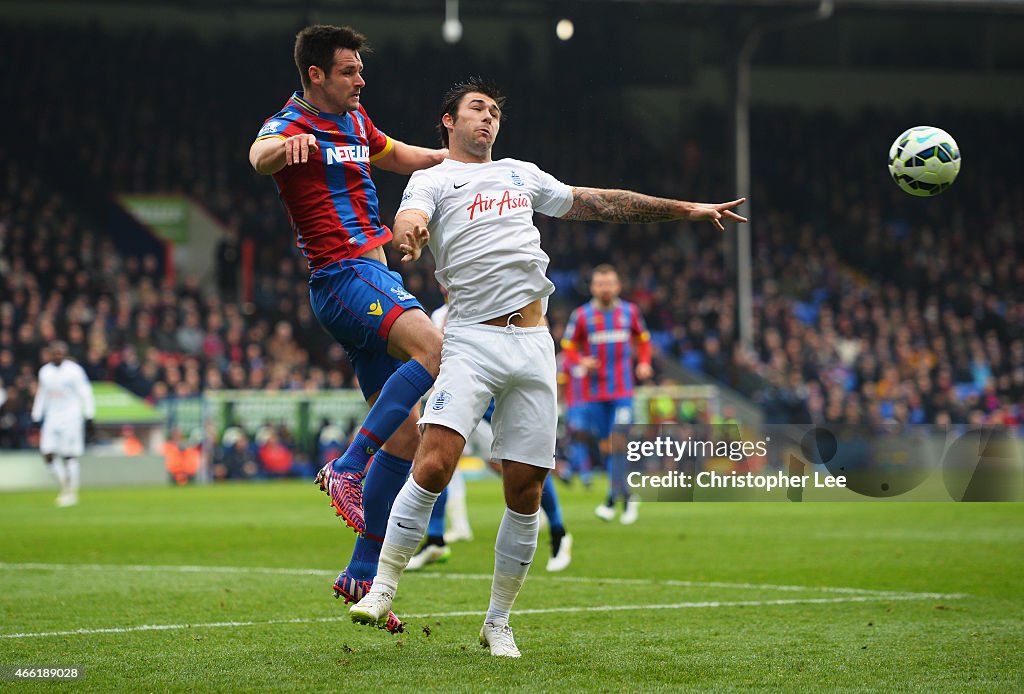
left=250, top=154, right=268, bottom=176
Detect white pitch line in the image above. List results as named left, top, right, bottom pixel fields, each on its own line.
left=0, top=562, right=329, bottom=577
left=0, top=562, right=950, bottom=599
left=0, top=594, right=964, bottom=640
left=418, top=572, right=946, bottom=598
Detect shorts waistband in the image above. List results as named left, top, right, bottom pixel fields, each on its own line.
left=446, top=322, right=549, bottom=336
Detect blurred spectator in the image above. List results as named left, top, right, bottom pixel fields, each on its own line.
left=212, top=428, right=259, bottom=481
left=0, top=20, right=1020, bottom=458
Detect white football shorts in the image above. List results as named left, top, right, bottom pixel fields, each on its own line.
left=421, top=323, right=557, bottom=469
left=39, top=419, right=85, bottom=458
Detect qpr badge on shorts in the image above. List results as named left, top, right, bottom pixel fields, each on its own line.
left=431, top=390, right=452, bottom=411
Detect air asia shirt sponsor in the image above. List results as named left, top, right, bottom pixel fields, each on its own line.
left=466, top=190, right=531, bottom=221
left=397, top=158, right=573, bottom=327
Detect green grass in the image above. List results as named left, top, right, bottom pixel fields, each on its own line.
left=0, top=480, right=1022, bottom=692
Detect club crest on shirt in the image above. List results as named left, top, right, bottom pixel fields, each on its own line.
left=509, top=170, right=524, bottom=186
left=431, top=390, right=451, bottom=411
left=258, top=120, right=285, bottom=136
left=390, top=286, right=415, bottom=302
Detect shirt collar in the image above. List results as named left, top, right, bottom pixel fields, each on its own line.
left=290, top=91, right=320, bottom=116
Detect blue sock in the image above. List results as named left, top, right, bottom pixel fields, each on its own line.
left=427, top=487, right=448, bottom=538
left=333, top=359, right=434, bottom=475
left=346, top=450, right=412, bottom=581
left=540, top=475, right=564, bottom=533
left=568, top=440, right=591, bottom=482
left=608, top=452, right=628, bottom=499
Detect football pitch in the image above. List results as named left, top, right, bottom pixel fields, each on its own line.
left=1, top=480, right=1021, bottom=692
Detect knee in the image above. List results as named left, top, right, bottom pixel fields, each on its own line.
left=506, top=478, right=545, bottom=514
left=412, top=447, right=454, bottom=493
left=409, top=328, right=442, bottom=377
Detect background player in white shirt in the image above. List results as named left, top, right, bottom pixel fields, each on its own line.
left=351, top=77, right=746, bottom=656
left=31, top=341, right=96, bottom=507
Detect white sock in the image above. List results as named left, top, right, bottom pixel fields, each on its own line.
left=448, top=469, right=466, bottom=497
left=65, top=458, right=80, bottom=493
left=48, top=459, right=68, bottom=490
left=485, top=507, right=540, bottom=625
left=447, top=471, right=471, bottom=533
left=369, top=478, right=439, bottom=595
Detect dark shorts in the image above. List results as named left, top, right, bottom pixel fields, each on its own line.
left=309, top=258, right=423, bottom=399
left=566, top=403, right=596, bottom=436
left=588, top=397, right=634, bottom=440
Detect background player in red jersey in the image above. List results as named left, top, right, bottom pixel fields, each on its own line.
left=557, top=345, right=596, bottom=488
left=562, top=264, right=653, bottom=524
left=248, top=25, right=446, bottom=633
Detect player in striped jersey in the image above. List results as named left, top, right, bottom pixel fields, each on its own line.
left=249, top=25, right=447, bottom=633
left=557, top=347, right=596, bottom=488
left=562, top=265, right=652, bottom=524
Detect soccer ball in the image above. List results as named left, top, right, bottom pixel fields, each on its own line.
left=887, top=126, right=961, bottom=196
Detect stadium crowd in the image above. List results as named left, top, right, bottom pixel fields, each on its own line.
left=2, top=23, right=1022, bottom=462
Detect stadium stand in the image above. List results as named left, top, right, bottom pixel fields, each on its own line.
left=1, top=22, right=1022, bottom=469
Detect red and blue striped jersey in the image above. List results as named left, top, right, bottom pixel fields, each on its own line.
left=561, top=299, right=652, bottom=402
left=557, top=349, right=588, bottom=409
left=255, top=92, right=395, bottom=270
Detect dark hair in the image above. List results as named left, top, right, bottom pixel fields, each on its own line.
left=437, top=77, right=506, bottom=147
left=591, top=264, right=619, bottom=279
left=294, top=25, right=369, bottom=89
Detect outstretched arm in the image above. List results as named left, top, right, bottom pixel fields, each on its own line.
left=249, top=134, right=319, bottom=175
left=561, top=188, right=747, bottom=232
left=374, top=141, right=448, bottom=175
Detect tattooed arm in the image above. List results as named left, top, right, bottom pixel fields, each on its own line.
left=561, top=187, right=747, bottom=232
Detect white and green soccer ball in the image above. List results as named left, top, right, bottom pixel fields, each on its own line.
left=887, top=126, right=961, bottom=197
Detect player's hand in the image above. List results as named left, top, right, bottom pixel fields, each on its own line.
left=688, top=198, right=748, bottom=232
left=284, top=134, right=319, bottom=165
left=398, top=224, right=429, bottom=263
left=579, top=356, right=600, bottom=372
left=636, top=362, right=654, bottom=382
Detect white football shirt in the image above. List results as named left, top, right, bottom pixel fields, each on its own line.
left=398, top=158, right=573, bottom=327
left=32, top=360, right=96, bottom=424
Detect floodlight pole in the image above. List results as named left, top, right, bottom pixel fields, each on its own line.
left=733, top=0, right=834, bottom=349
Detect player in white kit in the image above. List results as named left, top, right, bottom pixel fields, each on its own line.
left=31, top=341, right=96, bottom=507
left=350, top=78, right=746, bottom=656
